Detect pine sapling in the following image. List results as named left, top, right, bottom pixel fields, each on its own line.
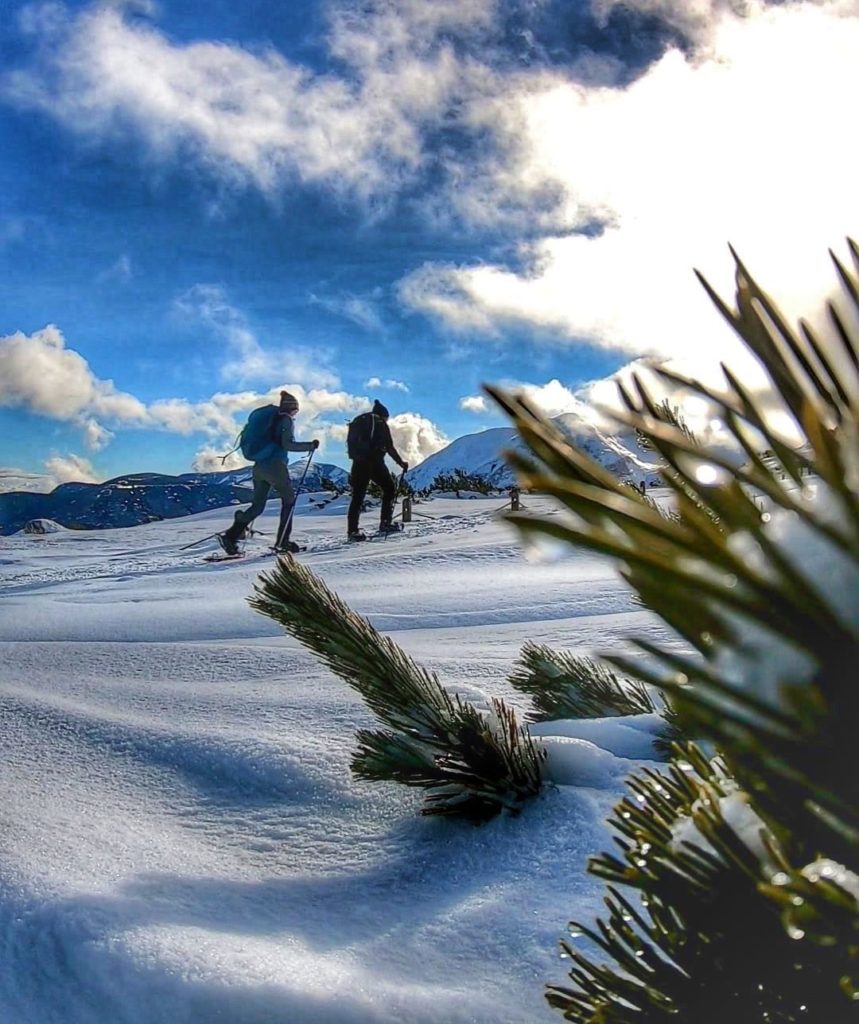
left=250, top=556, right=544, bottom=820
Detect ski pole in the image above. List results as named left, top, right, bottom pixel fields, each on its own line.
left=384, top=470, right=406, bottom=540
left=180, top=531, right=221, bottom=551
left=275, top=450, right=315, bottom=550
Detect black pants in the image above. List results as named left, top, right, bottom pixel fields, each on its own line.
left=348, top=458, right=396, bottom=534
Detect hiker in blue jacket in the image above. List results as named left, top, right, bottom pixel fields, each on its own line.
left=218, top=391, right=319, bottom=555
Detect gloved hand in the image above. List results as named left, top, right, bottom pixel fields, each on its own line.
left=311, top=439, right=320, bottom=450
left=400, top=461, right=409, bottom=472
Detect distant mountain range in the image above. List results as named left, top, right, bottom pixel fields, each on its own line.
left=2, top=417, right=659, bottom=535
left=0, top=461, right=349, bottom=536
left=404, top=413, right=661, bottom=492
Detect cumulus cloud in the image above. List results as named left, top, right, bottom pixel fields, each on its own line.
left=190, top=395, right=446, bottom=468
left=43, top=453, right=100, bottom=484
left=0, top=324, right=373, bottom=462
left=0, top=325, right=147, bottom=424
left=459, top=394, right=488, bottom=413
left=6, top=0, right=852, bottom=466
left=401, top=2, right=859, bottom=380
left=514, top=378, right=595, bottom=419
left=189, top=446, right=246, bottom=473
left=387, top=412, right=450, bottom=466
left=81, top=418, right=114, bottom=451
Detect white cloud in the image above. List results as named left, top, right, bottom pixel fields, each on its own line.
left=514, top=379, right=593, bottom=420
left=81, top=417, right=114, bottom=451
left=43, top=453, right=100, bottom=485
left=459, top=394, right=488, bottom=413
left=593, top=1, right=859, bottom=48
left=189, top=446, right=246, bottom=473
left=0, top=324, right=373, bottom=462
left=0, top=325, right=148, bottom=424
left=175, top=284, right=339, bottom=388
left=365, top=376, right=409, bottom=392
left=400, top=2, right=859, bottom=380
left=387, top=412, right=450, bottom=466
left=3, top=2, right=486, bottom=204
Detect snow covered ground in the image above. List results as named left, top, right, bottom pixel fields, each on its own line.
left=0, top=493, right=676, bottom=1024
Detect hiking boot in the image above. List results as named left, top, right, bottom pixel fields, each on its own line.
left=378, top=522, right=402, bottom=535
left=217, top=532, right=240, bottom=556
left=273, top=540, right=302, bottom=554
left=348, top=530, right=367, bottom=542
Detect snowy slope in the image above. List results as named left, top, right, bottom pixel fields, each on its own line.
left=0, top=493, right=676, bottom=1024
left=406, top=416, right=662, bottom=492
left=405, top=426, right=522, bottom=490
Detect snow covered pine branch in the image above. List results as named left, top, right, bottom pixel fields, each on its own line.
left=250, top=557, right=544, bottom=820
left=487, top=241, right=859, bottom=1021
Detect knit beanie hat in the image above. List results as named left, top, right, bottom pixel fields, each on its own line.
left=279, top=391, right=300, bottom=414
left=372, top=399, right=389, bottom=419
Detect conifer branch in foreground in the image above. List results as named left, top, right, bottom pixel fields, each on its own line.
left=508, top=642, right=681, bottom=757
left=509, top=641, right=658, bottom=720
left=250, top=557, right=544, bottom=820
left=489, top=240, right=859, bottom=1020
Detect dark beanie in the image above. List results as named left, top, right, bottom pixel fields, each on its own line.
left=372, top=399, right=389, bottom=419
left=279, top=391, right=299, bottom=413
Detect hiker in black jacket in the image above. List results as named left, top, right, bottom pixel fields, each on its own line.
left=346, top=400, right=408, bottom=541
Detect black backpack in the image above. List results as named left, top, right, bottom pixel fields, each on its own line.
left=346, top=412, right=377, bottom=459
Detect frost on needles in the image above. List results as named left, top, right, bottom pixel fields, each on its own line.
left=487, top=240, right=859, bottom=1021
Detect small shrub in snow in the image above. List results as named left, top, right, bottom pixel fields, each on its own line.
left=430, top=469, right=497, bottom=494
left=250, top=557, right=544, bottom=820
left=510, top=641, right=659, bottom=720
left=509, top=642, right=681, bottom=758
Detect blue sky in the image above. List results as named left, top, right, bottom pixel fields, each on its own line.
left=1, top=0, right=856, bottom=489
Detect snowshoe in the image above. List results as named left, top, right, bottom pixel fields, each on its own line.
left=272, top=540, right=304, bottom=555
left=204, top=550, right=246, bottom=563
left=348, top=531, right=367, bottom=542
left=217, top=532, right=241, bottom=557
left=378, top=522, right=403, bottom=536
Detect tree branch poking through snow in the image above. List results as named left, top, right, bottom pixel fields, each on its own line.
left=250, top=556, right=544, bottom=820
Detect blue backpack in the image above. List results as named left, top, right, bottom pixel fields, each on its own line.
left=239, top=405, right=281, bottom=462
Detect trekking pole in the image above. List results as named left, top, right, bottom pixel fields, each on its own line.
left=275, top=450, right=315, bottom=550
left=385, top=470, right=406, bottom=538
left=180, top=531, right=221, bottom=551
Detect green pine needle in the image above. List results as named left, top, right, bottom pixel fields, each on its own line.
left=250, top=556, right=544, bottom=820
left=487, top=241, right=859, bottom=1020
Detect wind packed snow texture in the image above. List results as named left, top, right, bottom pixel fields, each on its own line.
left=0, top=493, right=674, bottom=1024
